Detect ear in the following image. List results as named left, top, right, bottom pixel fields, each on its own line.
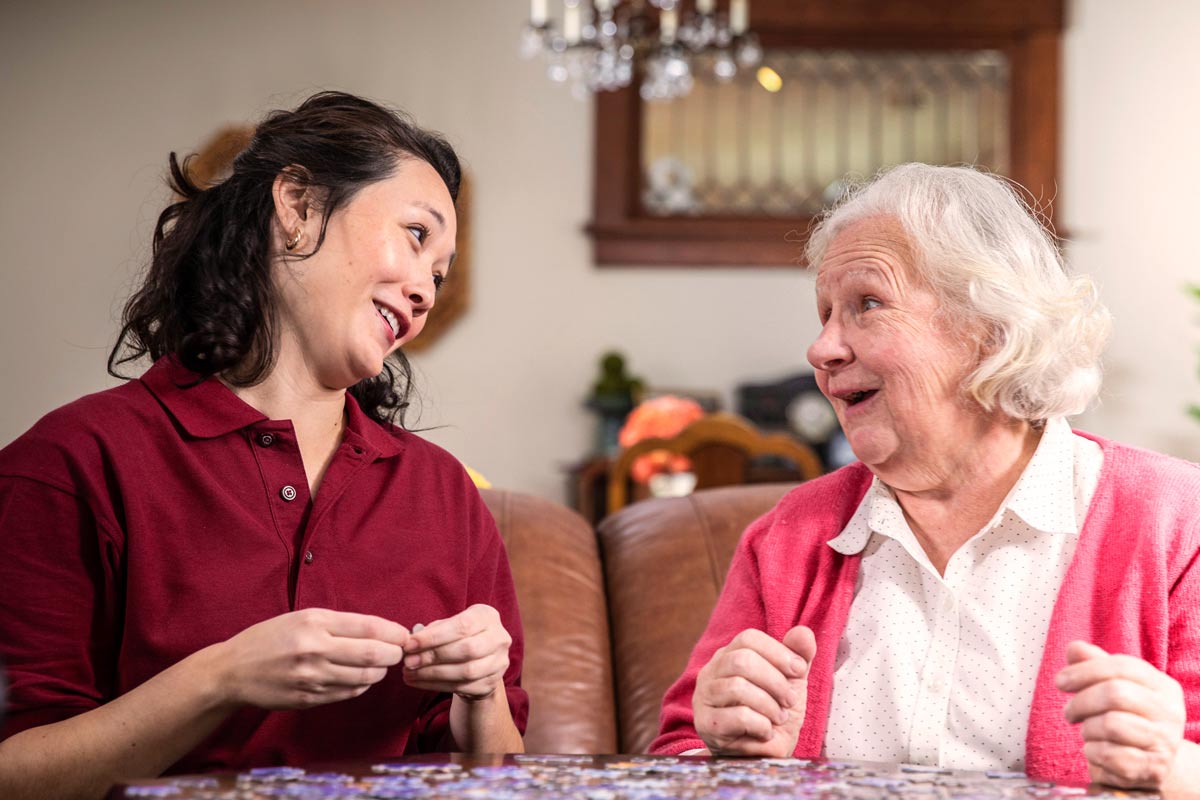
left=271, top=166, right=315, bottom=251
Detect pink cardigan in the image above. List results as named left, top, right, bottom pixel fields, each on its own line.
left=650, top=433, right=1200, bottom=786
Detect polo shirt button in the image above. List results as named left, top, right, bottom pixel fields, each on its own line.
left=304, top=550, right=314, bottom=564
left=258, top=433, right=275, bottom=447
left=280, top=485, right=297, bottom=501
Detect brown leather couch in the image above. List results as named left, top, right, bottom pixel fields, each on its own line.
left=481, top=483, right=795, bottom=754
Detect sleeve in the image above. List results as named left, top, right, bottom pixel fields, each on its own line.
left=407, top=481, right=529, bottom=752
left=649, top=509, right=774, bottom=755
left=0, top=476, right=122, bottom=740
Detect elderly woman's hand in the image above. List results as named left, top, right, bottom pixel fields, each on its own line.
left=1057, top=640, right=1195, bottom=789
left=401, top=604, right=512, bottom=701
left=692, top=625, right=815, bottom=757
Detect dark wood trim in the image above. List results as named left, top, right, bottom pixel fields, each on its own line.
left=589, top=0, right=1065, bottom=267
left=747, top=0, right=1064, bottom=36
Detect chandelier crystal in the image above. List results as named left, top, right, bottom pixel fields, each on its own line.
left=521, top=0, right=762, bottom=100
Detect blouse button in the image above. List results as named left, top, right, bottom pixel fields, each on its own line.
left=304, top=550, right=314, bottom=564
left=258, top=433, right=275, bottom=447
left=280, top=485, right=298, bottom=502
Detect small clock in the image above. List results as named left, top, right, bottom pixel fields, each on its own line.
left=787, top=390, right=839, bottom=443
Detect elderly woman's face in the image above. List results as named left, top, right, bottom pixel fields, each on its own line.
left=807, top=216, right=979, bottom=484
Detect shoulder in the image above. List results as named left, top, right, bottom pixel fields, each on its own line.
left=0, top=380, right=160, bottom=489
left=1076, top=431, right=1200, bottom=568
left=379, top=424, right=478, bottom=487
left=362, top=423, right=496, bottom=533
left=1081, top=431, right=1200, bottom=509
left=742, top=463, right=873, bottom=553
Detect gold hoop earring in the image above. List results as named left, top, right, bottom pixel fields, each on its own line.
left=285, top=227, right=303, bottom=251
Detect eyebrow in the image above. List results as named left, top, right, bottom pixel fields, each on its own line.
left=415, top=202, right=447, bottom=230
left=816, top=264, right=891, bottom=292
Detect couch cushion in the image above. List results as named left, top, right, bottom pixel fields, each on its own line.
left=597, top=483, right=796, bottom=753
left=482, top=488, right=617, bottom=753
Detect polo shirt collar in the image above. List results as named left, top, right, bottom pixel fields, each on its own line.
left=140, top=356, right=265, bottom=438
left=342, top=392, right=405, bottom=459
left=827, top=416, right=1080, bottom=556
left=140, top=356, right=405, bottom=458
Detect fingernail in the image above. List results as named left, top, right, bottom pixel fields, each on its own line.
left=404, top=654, right=419, bottom=669
left=785, top=690, right=799, bottom=708
left=791, top=658, right=807, bottom=676
left=777, top=709, right=789, bottom=725
left=412, top=623, right=425, bottom=633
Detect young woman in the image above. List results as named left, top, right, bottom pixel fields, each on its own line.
left=0, top=91, right=526, bottom=799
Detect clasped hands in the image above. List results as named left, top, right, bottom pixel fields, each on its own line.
left=694, top=630, right=1191, bottom=791
left=214, top=604, right=511, bottom=711
left=1057, top=640, right=1191, bottom=791
left=692, top=625, right=816, bottom=757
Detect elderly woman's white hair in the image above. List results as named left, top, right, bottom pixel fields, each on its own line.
left=805, top=163, right=1111, bottom=422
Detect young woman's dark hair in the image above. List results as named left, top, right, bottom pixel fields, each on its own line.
left=109, top=91, right=461, bottom=425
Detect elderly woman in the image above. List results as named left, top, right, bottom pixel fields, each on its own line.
left=0, top=92, right=525, bottom=799
left=652, top=163, right=1200, bottom=791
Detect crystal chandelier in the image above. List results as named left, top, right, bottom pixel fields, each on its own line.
left=520, top=0, right=762, bottom=100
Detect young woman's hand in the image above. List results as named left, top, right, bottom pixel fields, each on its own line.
left=214, top=608, right=408, bottom=710
left=401, top=604, right=512, bottom=700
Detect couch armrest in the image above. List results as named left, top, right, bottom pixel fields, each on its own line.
left=598, top=483, right=796, bottom=753
left=482, top=488, right=617, bottom=753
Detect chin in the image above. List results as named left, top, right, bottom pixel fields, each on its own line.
left=338, top=355, right=386, bottom=388
left=845, top=430, right=898, bottom=470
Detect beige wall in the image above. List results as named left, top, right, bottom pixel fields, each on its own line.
left=1, top=0, right=1197, bottom=503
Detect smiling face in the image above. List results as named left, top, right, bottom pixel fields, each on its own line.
left=806, top=216, right=985, bottom=487
left=272, top=157, right=456, bottom=392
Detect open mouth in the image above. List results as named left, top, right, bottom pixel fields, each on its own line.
left=843, top=389, right=878, bottom=407
left=374, top=303, right=408, bottom=340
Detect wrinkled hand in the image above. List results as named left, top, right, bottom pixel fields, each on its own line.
left=693, top=626, right=816, bottom=757
left=402, top=604, right=512, bottom=701
left=1057, top=641, right=1186, bottom=789
left=215, top=608, right=408, bottom=710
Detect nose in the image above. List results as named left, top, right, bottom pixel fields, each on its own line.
left=405, top=277, right=436, bottom=318
left=806, top=317, right=852, bottom=373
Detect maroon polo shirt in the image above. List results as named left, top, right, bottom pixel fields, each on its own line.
left=0, top=357, right=527, bottom=771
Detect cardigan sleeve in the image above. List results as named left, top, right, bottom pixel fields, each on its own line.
left=1169, top=517, right=1200, bottom=746
left=649, top=507, right=774, bottom=755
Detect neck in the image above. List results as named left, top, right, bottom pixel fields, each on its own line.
left=224, top=359, right=348, bottom=496
left=888, top=416, right=1043, bottom=575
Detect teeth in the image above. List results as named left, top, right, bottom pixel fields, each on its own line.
left=375, top=303, right=400, bottom=337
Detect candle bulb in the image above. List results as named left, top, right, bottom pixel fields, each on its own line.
left=595, top=0, right=614, bottom=12
left=730, top=0, right=748, bottom=35
left=564, top=1, right=582, bottom=44
left=697, top=0, right=715, bottom=14
left=530, top=0, right=548, bottom=27
left=659, top=7, right=678, bottom=44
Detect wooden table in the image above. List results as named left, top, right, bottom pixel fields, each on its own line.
left=112, top=752, right=1180, bottom=798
